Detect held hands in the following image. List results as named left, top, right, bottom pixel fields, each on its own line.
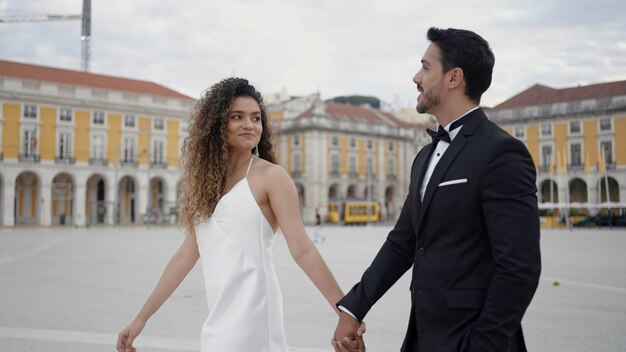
left=332, top=312, right=367, bottom=352
left=117, top=319, right=145, bottom=352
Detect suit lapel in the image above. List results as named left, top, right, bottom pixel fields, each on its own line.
left=419, top=135, right=468, bottom=217
left=409, top=143, right=434, bottom=229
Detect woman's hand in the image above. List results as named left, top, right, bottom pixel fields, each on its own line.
left=117, top=319, right=145, bottom=352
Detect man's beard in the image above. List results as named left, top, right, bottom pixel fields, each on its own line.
left=416, top=83, right=442, bottom=114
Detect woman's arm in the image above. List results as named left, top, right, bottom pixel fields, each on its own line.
left=266, top=167, right=343, bottom=315
left=117, top=230, right=200, bottom=352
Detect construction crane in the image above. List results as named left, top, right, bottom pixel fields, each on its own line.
left=0, top=0, right=91, bottom=71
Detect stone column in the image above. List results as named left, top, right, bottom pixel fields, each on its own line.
left=106, top=174, right=117, bottom=225
left=137, top=170, right=149, bottom=224
left=74, top=183, right=86, bottom=227
left=2, top=181, right=15, bottom=226
left=40, top=183, right=51, bottom=226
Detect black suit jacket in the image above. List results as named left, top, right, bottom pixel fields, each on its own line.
left=338, top=109, right=541, bottom=352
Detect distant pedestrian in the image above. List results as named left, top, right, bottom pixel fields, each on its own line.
left=313, top=209, right=325, bottom=243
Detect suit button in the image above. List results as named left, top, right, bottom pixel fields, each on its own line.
left=417, top=290, right=422, bottom=295
left=418, top=247, right=425, bottom=255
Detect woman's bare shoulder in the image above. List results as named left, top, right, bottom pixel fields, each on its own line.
left=251, top=159, right=290, bottom=182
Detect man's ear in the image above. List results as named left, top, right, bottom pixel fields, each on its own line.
left=448, top=67, right=464, bottom=90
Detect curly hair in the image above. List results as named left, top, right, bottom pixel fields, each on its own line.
left=178, top=78, right=276, bottom=234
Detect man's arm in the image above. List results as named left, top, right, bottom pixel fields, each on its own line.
left=471, top=137, right=541, bottom=351
left=333, top=150, right=422, bottom=346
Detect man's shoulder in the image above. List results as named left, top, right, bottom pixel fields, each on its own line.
left=478, top=118, right=525, bottom=148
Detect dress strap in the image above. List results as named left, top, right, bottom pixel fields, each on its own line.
left=245, top=154, right=255, bottom=178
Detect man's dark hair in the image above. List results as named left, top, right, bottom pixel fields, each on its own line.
left=427, top=27, right=495, bottom=104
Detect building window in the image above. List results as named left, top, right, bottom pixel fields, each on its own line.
left=154, top=117, right=164, bottom=130
left=366, top=157, right=374, bottom=175
left=349, top=138, right=356, bottom=148
left=91, top=134, right=105, bottom=160
left=541, top=145, right=553, bottom=167
left=331, top=136, right=338, bottom=147
left=293, top=154, right=301, bottom=172
left=600, top=141, right=613, bottom=164
left=124, top=114, right=136, bottom=128
left=599, top=118, right=612, bottom=132
left=58, top=131, right=72, bottom=159
left=388, top=142, right=395, bottom=151
left=367, top=139, right=373, bottom=150
left=152, top=140, right=164, bottom=164
left=387, top=158, right=395, bottom=176
left=349, top=155, right=357, bottom=174
left=59, top=108, right=72, bottom=122
left=93, top=111, right=105, bottom=125
left=514, top=126, right=525, bottom=139
left=123, top=137, right=136, bottom=162
left=23, top=104, right=37, bottom=119
left=331, top=154, right=339, bottom=173
left=22, top=129, right=37, bottom=156
left=541, top=123, right=552, bottom=137
left=294, top=134, right=300, bottom=146
left=569, top=120, right=581, bottom=135
left=570, top=143, right=582, bottom=166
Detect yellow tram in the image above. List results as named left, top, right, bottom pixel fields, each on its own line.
left=327, top=200, right=380, bottom=225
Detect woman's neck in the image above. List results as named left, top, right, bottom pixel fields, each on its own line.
left=228, top=151, right=253, bottom=176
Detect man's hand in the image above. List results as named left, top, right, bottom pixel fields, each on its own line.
left=332, top=312, right=366, bottom=352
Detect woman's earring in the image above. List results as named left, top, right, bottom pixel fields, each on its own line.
left=254, top=145, right=260, bottom=157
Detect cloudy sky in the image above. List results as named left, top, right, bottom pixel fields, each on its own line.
left=1, top=0, right=625, bottom=108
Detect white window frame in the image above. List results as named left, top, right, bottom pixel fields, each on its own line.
left=58, top=107, right=73, bottom=123
left=57, top=130, right=74, bottom=160
left=367, top=139, right=373, bottom=150
left=540, top=123, right=553, bottom=137
left=92, top=111, right=106, bottom=126
left=348, top=155, right=357, bottom=174
left=540, top=143, right=554, bottom=168
left=349, top=137, right=356, bottom=149
left=123, top=136, right=137, bottom=163
left=21, top=127, right=39, bottom=157
left=599, top=139, right=614, bottom=164
left=331, top=136, right=339, bottom=147
left=366, top=156, right=374, bottom=175
left=568, top=120, right=582, bottom=136
left=387, top=157, right=396, bottom=176
left=22, top=103, right=38, bottom=120
left=153, top=117, right=164, bottom=131
left=598, top=118, right=612, bottom=132
left=91, top=133, right=107, bottom=160
left=514, top=125, right=525, bottom=139
left=293, top=134, right=300, bottom=146
left=330, top=153, right=339, bottom=173
left=123, top=113, right=137, bottom=129
left=568, top=141, right=583, bottom=166
left=152, top=138, right=165, bottom=165
left=388, top=141, right=395, bottom=151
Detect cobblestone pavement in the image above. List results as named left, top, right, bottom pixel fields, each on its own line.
left=0, top=226, right=624, bottom=351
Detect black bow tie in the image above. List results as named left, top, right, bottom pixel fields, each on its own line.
left=425, top=111, right=474, bottom=144
left=426, top=127, right=451, bottom=144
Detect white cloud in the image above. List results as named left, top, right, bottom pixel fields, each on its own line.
left=1, top=0, right=625, bottom=107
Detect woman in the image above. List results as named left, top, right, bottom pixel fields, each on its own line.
left=117, top=78, right=364, bottom=352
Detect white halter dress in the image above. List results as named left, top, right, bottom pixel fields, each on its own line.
left=195, top=156, right=288, bottom=351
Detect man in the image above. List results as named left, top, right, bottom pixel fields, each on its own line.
left=332, top=27, right=541, bottom=352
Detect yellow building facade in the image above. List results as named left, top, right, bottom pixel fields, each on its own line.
left=0, top=60, right=193, bottom=226
left=489, top=81, right=626, bottom=224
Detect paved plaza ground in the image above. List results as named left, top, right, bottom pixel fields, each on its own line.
left=0, top=225, right=625, bottom=351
